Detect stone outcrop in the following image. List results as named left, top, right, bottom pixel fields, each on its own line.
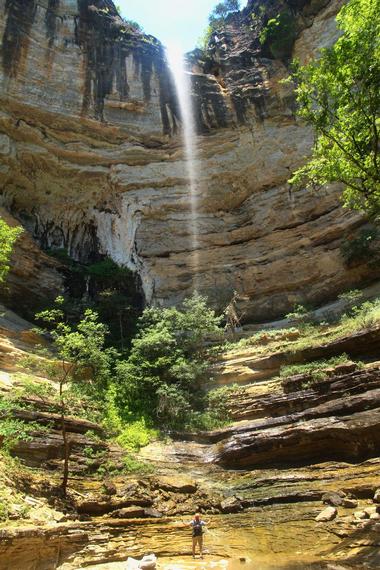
left=207, top=361, right=380, bottom=469
left=213, top=406, right=380, bottom=468
left=225, top=362, right=380, bottom=422
left=0, top=0, right=379, bottom=319
left=0, top=208, right=63, bottom=314
left=213, top=325, right=380, bottom=389
left=315, top=506, right=337, bottom=522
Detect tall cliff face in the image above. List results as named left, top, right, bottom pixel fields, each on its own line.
left=0, top=0, right=377, bottom=319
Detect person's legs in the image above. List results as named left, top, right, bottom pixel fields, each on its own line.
left=192, top=537, right=196, bottom=557
left=199, top=536, right=204, bottom=558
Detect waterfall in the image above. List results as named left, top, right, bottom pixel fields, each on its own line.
left=166, top=44, right=200, bottom=286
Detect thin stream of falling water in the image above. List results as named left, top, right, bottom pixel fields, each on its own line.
left=166, top=44, right=200, bottom=287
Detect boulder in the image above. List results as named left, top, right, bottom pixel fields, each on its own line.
left=220, top=497, right=243, bottom=513
left=102, top=480, right=117, bottom=496
left=111, top=506, right=146, bottom=518
left=144, top=508, right=163, bottom=518
left=315, top=507, right=337, bottom=522
left=322, top=491, right=346, bottom=507
left=325, top=362, right=358, bottom=376
left=342, top=498, right=358, bottom=508
left=354, top=511, right=369, bottom=520
left=155, top=476, right=197, bottom=494
left=363, top=506, right=380, bottom=517
left=374, top=489, right=380, bottom=503
left=213, top=405, right=380, bottom=469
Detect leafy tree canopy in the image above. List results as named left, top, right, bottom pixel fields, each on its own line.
left=35, top=299, right=117, bottom=494
left=197, top=0, right=240, bottom=50
left=0, top=217, right=22, bottom=283
left=36, top=298, right=115, bottom=391
left=289, top=0, right=380, bottom=214
left=115, top=293, right=222, bottom=428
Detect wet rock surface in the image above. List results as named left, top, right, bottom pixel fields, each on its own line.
left=0, top=315, right=380, bottom=570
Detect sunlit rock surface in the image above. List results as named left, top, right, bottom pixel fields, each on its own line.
left=0, top=208, right=63, bottom=313
left=0, top=0, right=379, bottom=317
left=1, top=313, right=380, bottom=569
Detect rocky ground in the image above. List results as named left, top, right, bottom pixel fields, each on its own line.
left=1, top=307, right=380, bottom=569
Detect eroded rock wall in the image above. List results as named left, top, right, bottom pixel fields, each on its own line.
left=0, top=0, right=377, bottom=319
left=0, top=207, right=63, bottom=313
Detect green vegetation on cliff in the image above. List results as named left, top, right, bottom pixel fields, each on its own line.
left=198, top=0, right=240, bottom=49
left=114, top=293, right=222, bottom=429
left=35, top=300, right=116, bottom=494
left=0, top=217, right=22, bottom=283
left=11, top=292, right=227, bottom=492
left=45, top=252, right=142, bottom=351
left=289, top=0, right=380, bottom=214
left=259, top=8, right=296, bottom=59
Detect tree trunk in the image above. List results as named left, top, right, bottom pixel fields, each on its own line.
left=59, top=376, right=70, bottom=497
left=61, top=412, right=70, bottom=496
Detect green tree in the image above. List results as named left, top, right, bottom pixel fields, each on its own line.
left=0, top=217, right=22, bottom=283
left=36, top=299, right=115, bottom=495
left=289, top=0, right=380, bottom=214
left=115, top=293, right=222, bottom=428
left=209, top=0, right=240, bottom=29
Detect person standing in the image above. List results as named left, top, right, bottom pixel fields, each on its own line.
left=189, top=513, right=208, bottom=558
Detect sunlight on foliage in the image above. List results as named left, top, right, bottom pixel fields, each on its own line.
left=289, top=0, right=380, bottom=214
left=0, top=218, right=22, bottom=283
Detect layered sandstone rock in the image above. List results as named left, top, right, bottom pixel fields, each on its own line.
left=0, top=208, right=63, bottom=313
left=207, top=359, right=380, bottom=469
left=1, top=315, right=380, bottom=568
left=0, top=0, right=378, bottom=319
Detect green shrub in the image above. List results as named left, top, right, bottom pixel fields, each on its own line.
left=102, top=383, right=124, bottom=434
left=17, top=355, right=58, bottom=381
left=0, top=484, right=30, bottom=521
left=96, top=455, right=154, bottom=477
left=45, top=247, right=74, bottom=265
left=0, top=454, right=31, bottom=522
left=97, top=460, right=118, bottom=477
left=222, top=328, right=300, bottom=352
left=14, top=378, right=56, bottom=402
left=115, top=292, right=222, bottom=428
left=181, top=385, right=244, bottom=431
left=0, top=492, right=10, bottom=521
left=122, top=455, right=155, bottom=474
left=342, top=299, right=380, bottom=329
left=0, top=417, right=37, bottom=450
left=184, top=411, right=230, bottom=431
left=116, top=419, right=158, bottom=451
left=338, top=289, right=364, bottom=317
left=0, top=218, right=23, bottom=283
left=286, top=304, right=313, bottom=326
left=280, top=354, right=362, bottom=389
left=84, top=430, right=102, bottom=444
left=206, top=384, right=241, bottom=418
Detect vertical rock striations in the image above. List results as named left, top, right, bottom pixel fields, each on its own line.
left=0, top=0, right=378, bottom=319
left=2, top=0, right=37, bottom=78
